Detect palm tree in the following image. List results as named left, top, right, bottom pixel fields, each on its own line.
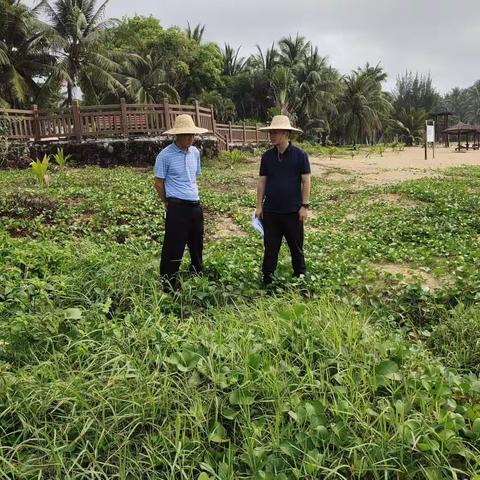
left=278, top=34, right=310, bottom=69
left=444, top=87, right=469, bottom=122
left=0, top=0, right=53, bottom=107
left=296, top=47, right=340, bottom=124
left=270, top=66, right=297, bottom=116
left=42, top=0, right=126, bottom=105
left=247, top=44, right=279, bottom=73
left=185, top=22, right=205, bottom=44
left=227, top=45, right=277, bottom=121
left=337, top=69, right=391, bottom=144
left=466, top=82, right=480, bottom=124
left=123, top=50, right=179, bottom=104
left=358, top=62, right=388, bottom=84
left=391, top=107, right=427, bottom=146
left=221, top=43, right=244, bottom=76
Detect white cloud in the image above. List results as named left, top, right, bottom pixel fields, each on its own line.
left=25, top=0, right=480, bottom=93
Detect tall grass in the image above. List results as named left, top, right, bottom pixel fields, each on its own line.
left=1, top=165, right=480, bottom=478
left=0, top=261, right=479, bottom=477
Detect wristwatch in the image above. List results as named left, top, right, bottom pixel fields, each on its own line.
left=301, top=203, right=310, bottom=209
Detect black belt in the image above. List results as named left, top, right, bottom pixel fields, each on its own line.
left=167, top=197, right=200, bottom=206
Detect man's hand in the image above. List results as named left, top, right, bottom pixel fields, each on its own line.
left=256, top=176, right=266, bottom=220
left=298, top=206, right=308, bottom=222
left=154, top=177, right=167, bottom=204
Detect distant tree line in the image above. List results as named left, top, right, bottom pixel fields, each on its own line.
left=1, top=0, right=479, bottom=143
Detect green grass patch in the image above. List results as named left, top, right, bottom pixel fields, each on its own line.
left=1, top=162, right=480, bottom=477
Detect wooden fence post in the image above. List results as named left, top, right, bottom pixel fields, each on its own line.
left=243, top=121, right=246, bottom=144
left=229, top=121, right=233, bottom=144
left=210, top=104, right=216, bottom=134
left=255, top=124, right=259, bottom=144
left=72, top=100, right=82, bottom=142
left=120, top=98, right=128, bottom=136
left=163, top=98, right=171, bottom=130
left=194, top=100, right=201, bottom=127
left=33, top=105, right=41, bottom=142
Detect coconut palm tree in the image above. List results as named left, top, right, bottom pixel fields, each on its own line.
left=0, top=0, right=53, bottom=107
left=337, top=68, right=391, bottom=144
left=444, top=87, right=469, bottom=122
left=391, top=107, right=427, bottom=146
left=278, top=34, right=310, bottom=69
left=42, top=0, right=126, bottom=105
left=270, top=66, right=297, bottom=116
left=247, top=44, right=279, bottom=73
left=296, top=46, right=340, bottom=125
left=123, top=50, right=179, bottom=104
left=185, top=22, right=205, bottom=44
left=359, top=62, right=388, bottom=84
left=221, top=43, right=244, bottom=77
left=227, top=45, right=275, bottom=121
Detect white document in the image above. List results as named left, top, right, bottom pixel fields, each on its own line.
left=251, top=212, right=264, bottom=237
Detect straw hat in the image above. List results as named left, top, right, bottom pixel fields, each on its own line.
left=164, top=114, right=209, bottom=135
left=259, top=115, right=303, bottom=133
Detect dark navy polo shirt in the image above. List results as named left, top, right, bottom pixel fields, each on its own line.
left=259, top=143, right=311, bottom=213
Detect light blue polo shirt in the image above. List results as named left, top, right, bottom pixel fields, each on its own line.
left=154, top=143, right=201, bottom=201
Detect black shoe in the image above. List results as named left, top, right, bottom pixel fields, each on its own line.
left=161, top=275, right=180, bottom=293
left=189, top=266, right=204, bottom=277
left=262, top=274, right=273, bottom=286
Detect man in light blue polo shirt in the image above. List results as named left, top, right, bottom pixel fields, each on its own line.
left=154, top=114, right=209, bottom=289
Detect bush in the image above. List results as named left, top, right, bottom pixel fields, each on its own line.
left=220, top=149, right=249, bottom=167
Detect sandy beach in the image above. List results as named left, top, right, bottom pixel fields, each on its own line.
left=309, top=146, right=480, bottom=185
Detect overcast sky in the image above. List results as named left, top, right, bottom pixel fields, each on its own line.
left=28, top=0, right=480, bottom=93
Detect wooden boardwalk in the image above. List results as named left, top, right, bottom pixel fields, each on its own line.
left=0, top=100, right=269, bottom=152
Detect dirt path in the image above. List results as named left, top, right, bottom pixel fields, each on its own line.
left=309, top=147, right=480, bottom=185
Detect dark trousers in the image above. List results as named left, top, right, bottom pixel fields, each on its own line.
left=262, top=211, right=306, bottom=280
left=160, top=201, right=204, bottom=284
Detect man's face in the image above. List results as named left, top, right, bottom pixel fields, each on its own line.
left=269, top=130, right=289, bottom=146
left=176, top=134, right=195, bottom=149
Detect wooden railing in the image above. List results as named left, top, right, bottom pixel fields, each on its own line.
left=0, top=99, right=270, bottom=150
left=216, top=122, right=266, bottom=145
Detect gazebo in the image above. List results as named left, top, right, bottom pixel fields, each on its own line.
left=442, top=122, right=478, bottom=151
left=430, top=110, right=453, bottom=146
left=474, top=125, right=480, bottom=149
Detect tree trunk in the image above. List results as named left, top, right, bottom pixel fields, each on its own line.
left=67, top=84, right=73, bottom=107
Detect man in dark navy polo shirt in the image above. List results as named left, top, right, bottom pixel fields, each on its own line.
left=154, top=114, right=209, bottom=290
left=256, top=115, right=311, bottom=285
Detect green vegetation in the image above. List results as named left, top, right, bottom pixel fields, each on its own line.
left=1, top=161, right=480, bottom=477
left=0, top=0, right=55, bottom=107
left=52, top=147, right=71, bottom=170
left=29, top=153, right=49, bottom=187
left=220, top=149, right=250, bottom=168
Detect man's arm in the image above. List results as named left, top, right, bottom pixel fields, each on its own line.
left=299, top=173, right=311, bottom=221
left=154, top=177, right=167, bottom=205
left=256, top=176, right=267, bottom=219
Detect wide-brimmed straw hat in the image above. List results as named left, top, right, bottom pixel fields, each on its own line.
left=259, top=115, right=303, bottom=133
left=164, top=114, right=209, bottom=135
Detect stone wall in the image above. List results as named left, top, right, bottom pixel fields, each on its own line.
left=0, top=136, right=219, bottom=169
